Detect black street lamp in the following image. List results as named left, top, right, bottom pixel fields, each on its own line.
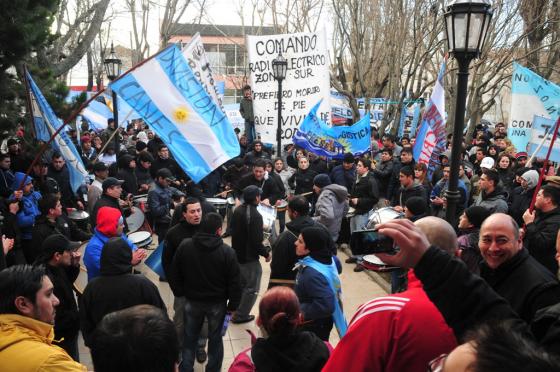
left=104, top=42, right=122, bottom=151
left=444, top=0, right=493, bottom=225
left=272, top=53, right=288, bottom=157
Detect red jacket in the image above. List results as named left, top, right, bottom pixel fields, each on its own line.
left=322, top=272, right=457, bottom=372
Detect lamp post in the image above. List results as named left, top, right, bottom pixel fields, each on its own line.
left=104, top=42, right=122, bottom=152
left=444, top=0, right=493, bottom=225
left=272, top=53, right=288, bottom=157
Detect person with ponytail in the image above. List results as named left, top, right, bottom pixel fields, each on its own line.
left=228, top=286, right=331, bottom=372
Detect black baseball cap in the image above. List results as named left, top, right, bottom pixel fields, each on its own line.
left=102, top=177, right=124, bottom=191
left=41, top=234, right=81, bottom=257
left=156, top=168, right=176, bottom=181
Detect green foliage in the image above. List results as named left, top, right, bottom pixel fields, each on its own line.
left=0, top=0, right=63, bottom=133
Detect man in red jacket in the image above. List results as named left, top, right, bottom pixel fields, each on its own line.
left=323, top=217, right=457, bottom=372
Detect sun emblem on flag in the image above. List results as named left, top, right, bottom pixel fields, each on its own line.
left=173, top=106, right=189, bottom=123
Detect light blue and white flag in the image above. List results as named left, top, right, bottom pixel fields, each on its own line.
left=293, top=100, right=371, bottom=159
left=25, top=70, right=88, bottom=193
left=509, top=63, right=560, bottom=152
left=80, top=99, right=113, bottom=131
left=528, top=115, right=560, bottom=162
left=110, top=45, right=240, bottom=183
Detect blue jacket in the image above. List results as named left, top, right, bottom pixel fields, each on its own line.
left=11, top=172, right=41, bottom=240
left=295, top=265, right=335, bottom=320
left=83, top=229, right=137, bottom=281
left=329, top=165, right=355, bottom=191
left=148, top=183, right=173, bottom=225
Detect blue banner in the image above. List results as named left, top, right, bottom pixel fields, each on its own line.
left=293, top=101, right=371, bottom=159
left=528, top=115, right=560, bottom=162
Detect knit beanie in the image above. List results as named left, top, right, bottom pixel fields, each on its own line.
left=96, top=207, right=123, bottom=237
left=464, top=206, right=492, bottom=229
left=405, top=196, right=427, bottom=216
left=300, top=226, right=332, bottom=264
left=521, top=170, right=539, bottom=190
left=313, top=174, right=331, bottom=189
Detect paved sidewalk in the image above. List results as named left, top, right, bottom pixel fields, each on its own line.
left=78, top=236, right=389, bottom=371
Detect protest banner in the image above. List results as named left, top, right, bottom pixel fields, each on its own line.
left=528, top=115, right=560, bottom=162
left=246, top=31, right=331, bottom=144
left=509, top=63, right=560, bottom=152
left=293, top=101, right=371, bottom=159
left=182, top=32, right=225, bottom=112
left=223, top=103, right=245, bottom=132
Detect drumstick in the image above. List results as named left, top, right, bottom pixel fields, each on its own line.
left=297, top=191, right=314, bottom=197
left=214, top=189, right=234, bottom=197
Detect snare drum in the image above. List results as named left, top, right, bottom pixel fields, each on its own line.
left=361, top=254, right=399, bottom=272
left=128, top=231, right=153, bottom=248
left=133, top=194, right=148, bottom=206
left=227, top=196, right=235, bottom=206
left=126, top=206, right=146, bottom=233
left=257, top=204, right=277, bottom=232
left=275, top=200, right=288, bottom=212
left=68, top=210, right=90, bottom=230
left=206, top=198, right=228, bottom=211
left=366, top=207, right=404, bottom=229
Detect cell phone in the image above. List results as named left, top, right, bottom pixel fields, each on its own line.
left=350, top=230, right=396, bottom=255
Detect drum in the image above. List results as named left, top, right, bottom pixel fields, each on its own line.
left=133, top=194, right=148, bottom=206
left=257, top=204, right=277, bottom=233
left=346, top=207, right=356, bottom=218
left=68, top=210, right=90, bottom=231
left=226, top=196, right=235, bottom=206
left=361, top=254, right=399, bottom=272
left=75, top=241, right=89, bottom=295
left=206, top=198, right=228, bottom=211
left=126, top=206, right=145, bottom=233
left=128, top=231, right=153, bottom=248
left=366, top=207, right=404, bottom=229
left=275, top=200, right=288, bottom=212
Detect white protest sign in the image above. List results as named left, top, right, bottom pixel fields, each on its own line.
left=182, top=33, right=225, bottom=112
left=224, top=104, right=245, bottom=132
left=246, top=31, right=331, bottom=144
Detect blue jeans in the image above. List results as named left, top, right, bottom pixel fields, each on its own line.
left=180, top=300, right=227, bottom=372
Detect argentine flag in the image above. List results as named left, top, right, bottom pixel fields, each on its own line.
left=80, top=99, right=113, bottom=131
left=110, top=45, right=240, bottom=183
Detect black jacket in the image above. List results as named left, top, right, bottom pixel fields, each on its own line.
left=32, top=215, right=91, bottom=245
left=169, top=232, right=242, bottom=311
left=162, top=220, right=200, bottom=278
left=387, top=160, right=415, bottom=201
left=269, top=216, right=316, bottom=286
left=251, top=331, right=330, bottom=372
left=134, top=164, right=153, bottom=188
left=370, top=160, right=393, bottom=198
left=525, top=208, right=560, bottom=275
left=415, top=247, right=560, bottom=354
left=117, top=155, right=138, bottom=196
left=350, top=172, right=379, bottom=215
left=391, top=182, right=428, bottom=209
left=309, top=158, right=328, bottom=175
left=46, top=264, right=80, bottom=341
left=47, top=165, right=77, bottom=208
left=509, top=186, right=535, bottom=226
left=480, top=248, right=560, bottom=323
left=237, top=174, right=282, bottom=204
left=288, top=168, right=318, bottom=196
left=231, top=203, right=269, bottom=263
left=79, top=238, right=166, bottom=346
left=90, top=194, right=130, bottom=231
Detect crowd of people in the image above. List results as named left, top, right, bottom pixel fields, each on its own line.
left=1, top=102, right=560, bottom=372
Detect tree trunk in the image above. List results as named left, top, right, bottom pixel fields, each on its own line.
left=86, top=49, right=94, bottom=92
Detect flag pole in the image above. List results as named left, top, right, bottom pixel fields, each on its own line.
left=528, top=116, right=560, bottom=213
left=22, top=66, right=37, bottom=139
